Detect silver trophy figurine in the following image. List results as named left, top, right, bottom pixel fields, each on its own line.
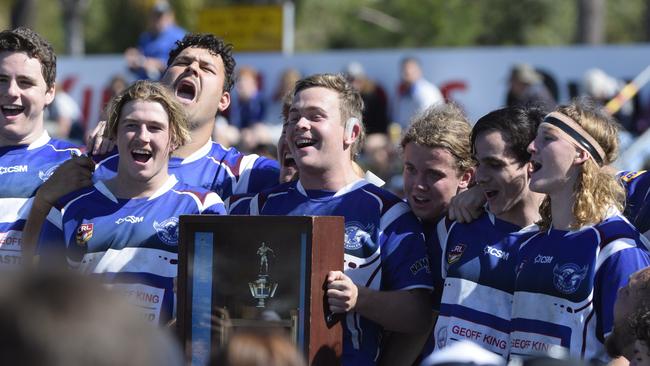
left=248, top=242, right=278, bottom=307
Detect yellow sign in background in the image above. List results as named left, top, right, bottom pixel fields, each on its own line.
left=197, top=5, right=284, bottom=52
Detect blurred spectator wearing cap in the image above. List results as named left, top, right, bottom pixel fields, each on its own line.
left=583, top=68, right=636, bottom=134
left=124, top=0, right=186, bottom=80
left=345, top=62, right=390, bottom=135
left=506, top=63, right=556, bottom=112
left=396, top=57, right=444, bottom=129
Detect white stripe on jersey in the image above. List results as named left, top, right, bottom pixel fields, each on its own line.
left=444, top=277, right=513, bottom=320
left=45, top=144, right=80, bottom=154
left=346, top=312, right=362, bottom=350
left=233, top=154, right=259, bottom=195
left=173, top=190, right=223, bottom=213
left=379, top=201, right=410, bottom=231
left=250, top=193, right=261, bottom=215
left=0, top=197, right=31, bottom=222
left=94, top=181, right=118, bottom=203
left=512, top=291, right=594, bottom=328
left=595, top=238, right=637, bottom=271
left=436, top=218, right=457, bottom=280
left=46, top=206, right=63, bottom=230
left=78, top=247, right=177, bottom=277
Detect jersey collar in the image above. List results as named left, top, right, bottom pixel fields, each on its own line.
left=172, top=139, right=214, bottom=165
left=296, top=178, right=367, bottom=199
left=95, top=175, right=179, bottom=202
left=26, top=131, right=50, bottom=150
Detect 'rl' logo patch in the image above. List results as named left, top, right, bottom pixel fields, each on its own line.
left=76, top=223, right=94, bottom=246
left=447, top=243, right=466, bottom=264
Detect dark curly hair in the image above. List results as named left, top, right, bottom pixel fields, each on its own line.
left=167, top=33, right=236, bottom=93
left=0, top=27, right=56, bottom=89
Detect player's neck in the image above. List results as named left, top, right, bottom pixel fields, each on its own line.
left=173, top=122, right=212, bottom=158
left=299, top=162, right=361, bottom=191
left=495, top=191, right=544, bottom=228
left=107, top=172, right=171, bottom=199
left=549, top=187, right=578, bottom=231
left=0, top=123, right=45, bottom=147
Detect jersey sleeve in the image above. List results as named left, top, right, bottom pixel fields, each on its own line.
left=595, top=239, right=650, bottom=340
left=225, top=193, right=254, bottom=215
left=245, top=157, right=280, bottom=194
left=379, top=204, right=433, bottom=292
left=427, top=217, right=452, bottom=310
left=198, top=192, right=226, bottom=215
left=36, top=206, right=67, bottom=267
left=619, top=171, right=650, bottom=233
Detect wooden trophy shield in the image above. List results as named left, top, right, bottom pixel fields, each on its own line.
left=178, top=215, right=344, bottom=366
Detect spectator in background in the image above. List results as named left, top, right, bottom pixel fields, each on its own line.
left=345, top=62, right=390, bottom=135
left=269, top=68, right=301, bottom=124
left=47, top=84, right=83, bottom=142
left=396, top=57, right=444, bottom=129
left=230, top=66, right=266, bottom=130
left=124, top=0, right=186, bottom=80
left=506, top=63, right=555, bottom=112
left=583, top=68, right=636, bottom=135
left=359, top=133, right=400, bottom=184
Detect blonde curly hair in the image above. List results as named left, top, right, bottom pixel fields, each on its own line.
left=537, top=99, right=625, bottom=230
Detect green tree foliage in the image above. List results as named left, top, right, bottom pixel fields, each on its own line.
left=0, top=0, right=647, bottom=54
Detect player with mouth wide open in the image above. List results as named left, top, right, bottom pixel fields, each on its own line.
left=37, top=81, right=225, bottom=325
left=509, top=99, right=650, bottom=362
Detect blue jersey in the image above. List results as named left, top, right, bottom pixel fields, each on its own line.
left=94, top=141, right=280, bottom=199
left=510, top=213, right=650, bottom=361
left=232, top=179, right=433, bottom=366
left=0, top=132, right=79, bottom=269
left=38, top=175, right=225, bottom=324
left=619, top=170, right=650, bottom=235
left=430, top=211, right=538, bottom=357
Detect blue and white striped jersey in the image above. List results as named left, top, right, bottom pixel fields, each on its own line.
left=38, top=175, right=225, bottom=324
left=0, top=132, right=79, bottom=269
left=510, top=212, right=650, bottom=362
left=230, top=179, right=433, bottom=366
left=429, top=211, right=538, bottom=357
left=93, top=140, right=280, bottom=199
left=618, top=170, right=650, bottom=235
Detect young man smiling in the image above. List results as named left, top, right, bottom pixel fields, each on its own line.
left=428, top=107, right=545, bottom=358
left=229, top=74, right=433, bottom=366
left=0, top=27, right=80, bottom=269
left=37, top=81, right=225, bottom=324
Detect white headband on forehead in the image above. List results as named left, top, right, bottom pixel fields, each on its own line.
left=541, top=111, right=607, bottom=166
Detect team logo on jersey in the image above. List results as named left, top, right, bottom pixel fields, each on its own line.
left=621, top=170, right=646, bottom=183
left=437, top=326, right=448, bottom=349
left=38, top=164, right=59, bottom=182
left=553, top=263, right=589, bottom=294
left=447, top=243, right=466, bottom=264
left=344, top=222, right=374, bottom=251
left=75, top=223, right=94, bottom=246
left=153, top=217, right=179, bottom=246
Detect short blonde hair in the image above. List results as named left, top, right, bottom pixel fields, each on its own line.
left=400, top=103, right=473, bottom=175
left=537, top=98, right=625, bottom=230
left=105, top=80, right=190, bottom=151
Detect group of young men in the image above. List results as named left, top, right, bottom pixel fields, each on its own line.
left=3, top=24, right=650, bottom=366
